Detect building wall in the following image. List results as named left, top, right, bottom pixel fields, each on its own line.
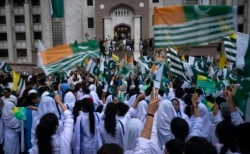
left=94, top=0, right=149, bottom=40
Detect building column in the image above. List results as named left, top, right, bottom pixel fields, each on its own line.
left=103, top=17, right=111, bottom=39
left=24, top=2, right=32, bottom=63
left=246, top=0, right=250, bottom=33
left=40, top=0, right=53, bottom=48
left=133, top=15, right=141, bottom=59
left=5, top=2, right=14, bottom=62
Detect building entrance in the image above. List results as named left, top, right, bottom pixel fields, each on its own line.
left=114, top=24, right=130, bottom=40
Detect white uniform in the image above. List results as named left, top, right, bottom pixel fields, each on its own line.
left=29, top=110, right=74, bottom=154
left=72, top=112, right=101, bottom=154
left=100, top=108, right=135, bottom=147
left=2, top=101, right=21, bottom=154
left=31, top=96, right=62, bottom=147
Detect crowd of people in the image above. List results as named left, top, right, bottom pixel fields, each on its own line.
left=0, top=50, right=250, bottom=154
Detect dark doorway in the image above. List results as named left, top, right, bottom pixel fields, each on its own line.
left=114, top=24, right=130, bottom=40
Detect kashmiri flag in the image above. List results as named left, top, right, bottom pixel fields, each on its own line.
left=86, top=59, right=99, bottom=76
left=154, top=5, right=237, bottom=48
left=223, top=34, right=236, bottom=66
left=51, top=0, right=64, bottom=18
left=38, top=40, right=101, bottom=75
left=236, top=32, right=250, bottom=77
left=167, top=48, right=187, bottom=80
left=36, top=40, right=46, bottom=67
left=233, top=77, right=250, bottom=117
left=196, top=75, right=216, bottom=95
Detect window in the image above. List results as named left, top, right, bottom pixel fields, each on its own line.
left=88, top=18, right=94, bottom=28
left=16, top=32, right=26, bottom=40
left=33, top=15, right=41, bottom=23
left=0, top=16, right=6, bottom=24
left=87, top=0, right=93, bottom=6
left=238, top=6, right=244, bottom=15
left=52, top=18, right=64, bottom=46
left=0, top=50, right=8, bottom=57
left=0, top=0, right=5, bottom=7
left=0, top=33, right=7, bottom=41
left=152, top=0, right=159, bottom=3
left=17, top=49, right=27, bottom=57
left=13, top=0, right=24, bottom=6
left=15, top=16, right=25, bottom=23
left=238, top=24, right=243, bottom=33
left=34, top=32, right=42, bottom=40
left=185, top=0, right=197, bottom=4
left=32, top=0, right=40, bottom=6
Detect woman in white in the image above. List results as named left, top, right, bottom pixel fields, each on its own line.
left=99, top=94, right=143, bottom=147
left=1, top=101, right=21, bottom=154
left=171, top=98, right=191, bottom=127
left=31, top=95, right=62, bottom=146
left=72, top=98, right=101, bottom=154
left=124, top=118, right=143, bottom=154
left=29, top=94, right=74, bottom=154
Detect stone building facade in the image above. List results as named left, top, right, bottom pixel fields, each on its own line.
left=0, top=0, right=249, bottom=72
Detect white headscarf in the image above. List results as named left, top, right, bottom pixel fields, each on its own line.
left=2, top=101, right=16, bottom=120
left=31, top=96, right=61, bottom=146
left=157, top=99, right=177, bottom=148
left=124, top=118, right=143, bottom=150
left=2, top=101, right=21, bottom=129
left=192, top=102, right=212, bottom=141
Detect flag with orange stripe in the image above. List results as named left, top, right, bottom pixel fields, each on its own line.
left=154, top=5, right=237, bottom=48
left=38, top=40, right=101, bottom=75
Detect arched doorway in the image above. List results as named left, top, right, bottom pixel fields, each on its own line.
left=114, top=24, right=131, bottom=40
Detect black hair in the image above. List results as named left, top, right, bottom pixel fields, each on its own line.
left=38, top=86, right=49, bottom=97
left=216, top=120, right=237, bottom=154
left=117, top=102, right=129, bottom=116
left=82, top=82, right=90, bottom=94
left=36, top=113, right=59, bottom=154
left=104, top=103, right=117, bottom=137
left=3, top=87, right=11, bottom=93
left=95, top=105, right=103, bottom=113
left=183, top=93, right=192, bottom=106
left=234, top=122, right=250, bottom=154
left=72, top=100, right=83, bottom=123
left=24, top=92, right=39, bottom=106
left=165, top=139, right=185, bottom=154
left=82, top=98, right=95, bottom=134
left=185, top=136, right=217, bottom=154
left=175, top=87, right=185, bottom=99
left=171, top=117, right=189, bottom=141
left=97, top=143, right=123, bottom=154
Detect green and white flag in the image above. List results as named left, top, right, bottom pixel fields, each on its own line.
left=223, top=35, right=236, bottom=67
left=233, top=77, right=250, bottom=117
left=153, top=63, right=169, bottom=92
left=38, top=40, right=101, bottom=75
left=236, top=32, right=250, bottom=77
left=51, top=0, right=64, bottom=18
left=216, top=80, right=230, bottom=91
left=167, top=48, right=187, bottom=80
left=196, top=75, right=216, bottom=95
left=154, top=5, right=237, bottom=48
left=190, top=56, right=209, bottom=76
left=0, top=61, right=12, bottom=73
left=86, top=59, right=99, bottom=76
